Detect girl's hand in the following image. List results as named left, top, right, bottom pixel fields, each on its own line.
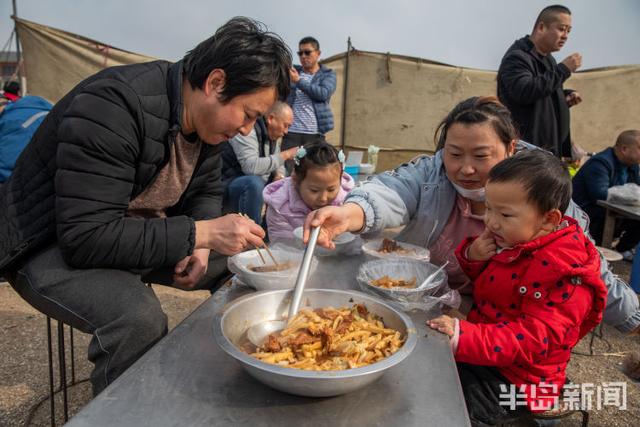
left=303, top=203, right=365, bottom=249
left=468, top=228, right=497, bottom=261
left=427, top=315, right=456, bottom=337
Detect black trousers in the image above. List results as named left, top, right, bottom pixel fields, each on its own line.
left=7, top=244, right=229, bottom=396
left=457, top=363, right=530, bottom=426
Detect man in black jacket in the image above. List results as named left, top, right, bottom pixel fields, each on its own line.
left=0, top=17, right=291, bottom=395
left=497, top=4, right=582, bottom=157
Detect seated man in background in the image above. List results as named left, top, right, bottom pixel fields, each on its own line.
left=222, top=101, right=298, bottom=223
left=573, top=130, right=640, bottom=258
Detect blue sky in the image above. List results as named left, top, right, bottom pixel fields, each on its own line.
left=2, top=0, right=639, bottom=70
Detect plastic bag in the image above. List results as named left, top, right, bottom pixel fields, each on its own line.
left=607, top=183, right=640, bottom=206
left=356, top=258, right=460, bottom=312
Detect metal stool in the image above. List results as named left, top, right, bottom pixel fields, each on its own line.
left=45, top=316, right=76, bottom=426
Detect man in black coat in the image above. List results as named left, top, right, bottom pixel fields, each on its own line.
left=497, top=4, right=582, bottom=157
left=0, top=17, right=291, bottom=395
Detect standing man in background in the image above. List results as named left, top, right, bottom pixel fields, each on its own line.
left=497, top=4, right=582, bottom=158
left=282, top=36, right=337, bottom=173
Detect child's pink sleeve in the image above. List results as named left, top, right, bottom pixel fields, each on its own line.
left=265, top=205, right=296, bottom=242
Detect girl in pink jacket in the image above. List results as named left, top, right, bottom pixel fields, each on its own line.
left=263, top=141, right=354, bottom=242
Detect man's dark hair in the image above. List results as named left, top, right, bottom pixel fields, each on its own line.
left=488, top=149, right=572, bottom=214
left=183, top=17, right=292, bottom=102
left=293, top=140, right=342, bottom=181
left=535, top=5, right=571, bottom=27
left=3, top=80, right=20, bottom=95
left=299, top=36, right=320, bottom=51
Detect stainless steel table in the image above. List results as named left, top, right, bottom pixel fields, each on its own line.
left=67, top=254, right=470, bottom=427
left=597, top=200, right=640, bottom=248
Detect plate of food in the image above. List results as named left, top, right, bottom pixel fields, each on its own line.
left=356, top=258, right=446, bottom=303
left=214, top=288, right=417, bottom=396
left=362, top=238, right=430, bottom=261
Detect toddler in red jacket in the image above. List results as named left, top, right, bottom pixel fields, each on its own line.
left=428, top=150, right=607, bottom=425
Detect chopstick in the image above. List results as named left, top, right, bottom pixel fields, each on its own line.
left=262, top=245, right=279, bottom=266
left=238, top=213, right=271, bottom=266
left=255, top=246, right=267, bottom=265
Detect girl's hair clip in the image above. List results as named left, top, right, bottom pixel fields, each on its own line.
left=294, top=146, right=307, bottom=166
left=338, top=149, right=346, bottom=165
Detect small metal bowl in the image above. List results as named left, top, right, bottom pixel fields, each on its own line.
left=213, top=288, right=417, bottom=397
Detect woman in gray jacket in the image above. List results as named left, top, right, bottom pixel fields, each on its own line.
left=303, top=96, right=640, bottom=335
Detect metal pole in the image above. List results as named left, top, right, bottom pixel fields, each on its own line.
left=57, top=321, right=69, bottom=422
left=46, top=317, right=56, bottom=427
left=339, top=37, right=351, bottom=152
left=12, top=0, right=21, bottom=65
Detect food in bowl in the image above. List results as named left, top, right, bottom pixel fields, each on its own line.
left=370, top=275, right=417, bottom=289
left=246, top=304, right=405, bottom=370
left=378, top=238, right=415, bottom=254
left=247, top=260, right=295, bottom=273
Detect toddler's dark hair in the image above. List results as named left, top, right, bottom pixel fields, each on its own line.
left=488, top=150, right=572, bottom=214
left=293, top=141, right=343, bottom=181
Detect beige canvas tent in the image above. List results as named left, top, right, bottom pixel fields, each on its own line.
left=13, top=18, right=640, bottom=170
left=14, top=17, right=157, bottom=103
left=323, top=50, right=640, bottom=170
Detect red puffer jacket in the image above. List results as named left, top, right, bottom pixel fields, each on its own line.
left=454, top=217, right=607, bottom=411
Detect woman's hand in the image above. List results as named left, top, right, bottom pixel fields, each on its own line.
left=427, top=315, right=456, bottom=337
left=195, top=214, right=265, bottom=255
left=303, top=203, right=365, bottom=249
left=468, top=228, right=496, bottom=261
left=172, top=248, right=210, bottom=289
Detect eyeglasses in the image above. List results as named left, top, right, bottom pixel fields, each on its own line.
left=297, top=49, right=315, bottom=56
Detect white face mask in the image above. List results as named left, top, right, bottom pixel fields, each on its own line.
left=451, top=181, right=486, bottom=202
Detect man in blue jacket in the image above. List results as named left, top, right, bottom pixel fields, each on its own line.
left=282, top=36, right=336, bottom=173
left=573, top=130, right=640, bottom=255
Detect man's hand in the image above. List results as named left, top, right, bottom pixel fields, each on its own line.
left=468, top=228, right=497, bottom=261
left=289, top=67, right=300, bottom=84
left=280, top=145, right=299, bottom=161
left=561, top=52, right=582, bottom=73
left=195, top=214, right=265, bottom=255
left=566, top=91, right=582, bottom=107
left=427, top=315, right=456, bottom=337
left=172, top=248, right=209, bottom=289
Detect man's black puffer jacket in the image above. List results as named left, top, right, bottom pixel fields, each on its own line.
left=0, top=60, right=223, bottom=271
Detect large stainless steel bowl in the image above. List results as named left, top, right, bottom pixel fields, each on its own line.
left=213, top=288, right=418, bottom=397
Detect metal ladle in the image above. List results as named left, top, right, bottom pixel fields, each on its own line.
left=246, top=226, right=321, bottom=347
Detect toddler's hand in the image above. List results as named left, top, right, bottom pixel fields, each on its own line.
left=427, top=315, right=456, bottom=337
left=468, top=228, right=496, bottom=261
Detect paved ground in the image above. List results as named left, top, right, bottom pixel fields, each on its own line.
left=1, top=260, right=638, bottom=426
